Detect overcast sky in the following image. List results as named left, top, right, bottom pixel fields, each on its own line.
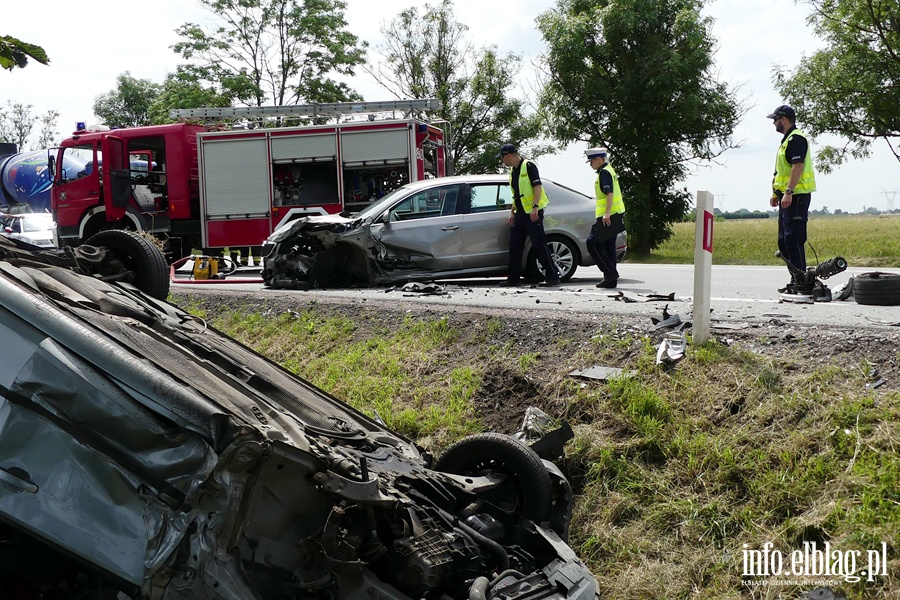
left=4, top=0, right=898, bottom=213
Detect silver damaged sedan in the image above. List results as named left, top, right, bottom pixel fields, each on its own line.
left=262, top=175, right=627, bottom=289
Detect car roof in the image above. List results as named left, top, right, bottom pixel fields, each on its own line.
left=398, top=174, right=575, bottom=192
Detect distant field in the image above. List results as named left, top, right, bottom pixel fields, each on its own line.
left=634, top=214, right=900, bottom=268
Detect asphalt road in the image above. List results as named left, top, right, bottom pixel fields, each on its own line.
left=171, top=262, right=900, bottom=331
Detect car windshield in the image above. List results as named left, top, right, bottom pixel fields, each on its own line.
left=352, top=185, right=414, bottom=221
left=21, top=214, right=53, bottom=232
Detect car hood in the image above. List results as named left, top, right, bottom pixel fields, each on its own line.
left=268, top=212, right=368, bottom=244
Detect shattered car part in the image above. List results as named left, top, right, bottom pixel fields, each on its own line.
left=656, top=331, right=687, bottom=366
left=261, top=175, right=627, bottom=289
left=0, top=241, right=596, bottom=599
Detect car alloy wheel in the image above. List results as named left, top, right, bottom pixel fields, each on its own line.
left=532, top=236, right=578, bottom=282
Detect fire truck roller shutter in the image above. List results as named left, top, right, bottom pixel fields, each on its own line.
left=202, top=138, right=270, bottom=218
left=270, top=134, right=336, bottom=162
left=340, top=130, right=409, bottom=164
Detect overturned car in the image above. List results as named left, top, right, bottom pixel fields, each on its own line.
left=0, top=235, right=597, bottom=598
left=262, top=175, right=626, bottom=289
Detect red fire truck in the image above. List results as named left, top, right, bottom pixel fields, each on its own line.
left=51, top=100, right=447, bottom=258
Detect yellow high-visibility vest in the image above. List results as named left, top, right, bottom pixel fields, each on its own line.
left=774, top=129, right=816, bottom=193
left=509, top=159, right=549, bottom=211
left=595, top=163, right=625, bottom=217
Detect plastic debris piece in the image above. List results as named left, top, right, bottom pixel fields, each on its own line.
left=866, top=378, right=886, bottom=390
left=568, top=366, right=637, bottom=381
left=399, top=282, right=445, bottom=295
left=710, top=322, right=750, bottom=330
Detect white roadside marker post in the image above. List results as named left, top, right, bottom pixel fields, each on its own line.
left=693, top=191, right=714, bottom=344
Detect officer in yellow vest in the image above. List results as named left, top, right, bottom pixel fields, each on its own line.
left=585, top=147, right=626, bottom=288
left=497, top=143, right=561, bottom=287
left=767, top=104, right=816, bottom=292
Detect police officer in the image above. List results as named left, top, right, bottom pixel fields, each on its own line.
left=767, top=104, right=816, bottom=292
left=497, top=143, right=561, bottom=287
left=585, top=147, right=625, bottom=288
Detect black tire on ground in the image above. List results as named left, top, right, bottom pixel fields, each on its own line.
left=84, top=230, right=170, bottom=300
left=853, top=272, right=900, bottom=306
left=434, top=432, right=553, bottom=522
left=526, top=235, right=579, bottom=282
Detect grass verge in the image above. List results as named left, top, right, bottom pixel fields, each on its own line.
left=199, top=304, right=899, bottom=599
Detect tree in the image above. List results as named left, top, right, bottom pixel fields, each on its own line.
left=773, top=0, right=900, bottom=171
left=34, top=109, right=60, bottom=149
left=367, top=0, right=550, bottom=175
left=0, top=36, right=48, bottom=70
left=147, top=68, right=235, bottom=124
left=93, top=73, right=161, bottom=128
left=0, top=102, right=59, bottom=150
left=173, top=0, right=366, bottom=109
left=537, top=0, right=744, bottom=255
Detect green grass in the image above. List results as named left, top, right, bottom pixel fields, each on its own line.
left=194, top=304, right=900, bottom=599
left=635, top=214, right=900, bottom=267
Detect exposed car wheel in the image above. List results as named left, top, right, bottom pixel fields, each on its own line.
left=84, top=230, right=170, bottom=300
left=434, top=432, right=553, bottom=522
left=527, top=236, right=579, bottom=282
left=853, top=272, right=900, bottom=306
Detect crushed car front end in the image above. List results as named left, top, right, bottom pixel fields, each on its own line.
left=0, top=237, right=597, bottom=599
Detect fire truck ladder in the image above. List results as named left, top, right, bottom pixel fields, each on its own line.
left=169, top=99, right=443, bottom=121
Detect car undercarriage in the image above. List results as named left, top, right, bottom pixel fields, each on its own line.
left=0, top=235, right=597, bottom=599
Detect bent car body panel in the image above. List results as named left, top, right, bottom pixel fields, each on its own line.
left=0, top=235, right=597, bottom=599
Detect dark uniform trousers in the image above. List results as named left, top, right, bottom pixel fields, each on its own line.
left=586, top=220, right=619, bottom=280
left=507, top=209, right=558, bottom=282
left=777, top=192, right=810, bottom=273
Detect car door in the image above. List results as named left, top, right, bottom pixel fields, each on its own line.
left=370, top=183, right=464, bottom=272
left=461, top=183, right=513, bottom=269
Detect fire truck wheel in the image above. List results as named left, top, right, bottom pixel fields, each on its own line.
left=853, top=272, right=900, bottom=306
left=84, top=230, right=170, bottom=300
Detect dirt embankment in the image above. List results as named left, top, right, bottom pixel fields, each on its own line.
left=172, top=288, right=900, bottom=431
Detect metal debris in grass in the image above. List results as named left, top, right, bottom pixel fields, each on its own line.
left=656, top=331, right=687, bottom=366
left=568, top=366, right=637, bottom=381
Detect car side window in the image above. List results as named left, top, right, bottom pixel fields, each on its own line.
left=470, top=185, right=512, bottom=213
left=389, top=185, right=459, bottom=221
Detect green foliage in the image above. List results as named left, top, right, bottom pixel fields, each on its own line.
left=773, top=0, right=900, bottom=171
left=147, top=68, right=234, bottom=125
left=93, top=73, right=162, bottom=128
left=537, top=0, right=744, bottom=255
left=0, top=36, right=48, bottom=70
left=368, top=0, right=553, bottom=174
left=173, top=0, right=366, bottom=108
